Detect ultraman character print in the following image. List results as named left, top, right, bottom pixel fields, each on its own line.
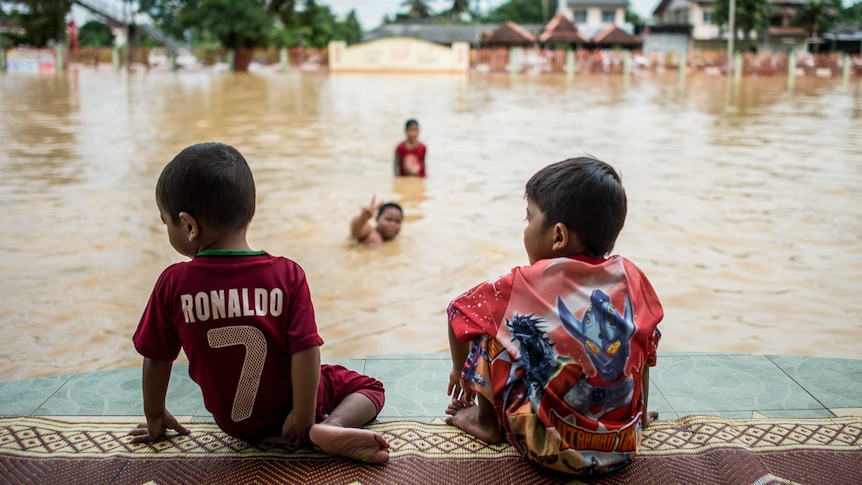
left=558, top=290, right=636, bottom=420
left=505, top=313, right=561, bottom=408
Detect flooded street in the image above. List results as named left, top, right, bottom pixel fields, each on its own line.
left=0, top=67, right=860, bottom=382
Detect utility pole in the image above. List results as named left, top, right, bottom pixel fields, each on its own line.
left=726, top=0, right=735, bottom=76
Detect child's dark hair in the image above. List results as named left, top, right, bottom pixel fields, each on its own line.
left=156, top=142, right=256, bottom=230
left=525, top=156, right=626, bottom=258
left=405, top=119, right=419, bottom=130
left=377, top=202, right=403, bottom=219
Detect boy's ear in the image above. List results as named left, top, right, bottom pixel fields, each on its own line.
left=551, top=223, right=569, bottom=252
left=178, top=212, right=200, bottom=242
left=552, top=223, right=584, bottom=253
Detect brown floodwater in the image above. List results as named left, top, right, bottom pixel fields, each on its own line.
left=0, top=66, right=860, bottom=382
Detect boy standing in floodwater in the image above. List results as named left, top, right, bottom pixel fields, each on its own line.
left=394, top=118, right=427, bottom=177
left=129, top=142, right=390, bottom=464
left=445, top=156, right=663, bottom=475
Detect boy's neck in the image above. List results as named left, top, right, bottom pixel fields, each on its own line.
left=197, top=229, right=253, bottom=253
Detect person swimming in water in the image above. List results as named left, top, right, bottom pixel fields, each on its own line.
left=349, top=195, right=403, bottom=249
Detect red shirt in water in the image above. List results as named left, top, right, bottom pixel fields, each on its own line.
left=394, top=141, right=427, bottom=177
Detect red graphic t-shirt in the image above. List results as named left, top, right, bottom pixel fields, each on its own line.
left=394, top=141, right=427, bottom=177
left=133, top=252, right=324, bottom=440
left=448, top=255, right=663, bottom=474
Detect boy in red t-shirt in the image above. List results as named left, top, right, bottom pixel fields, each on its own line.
left=446, top=156, right=663, bottom=475
left=393, top=118, right=427, bottom=177
left=130, top=142, right=389, bottom=464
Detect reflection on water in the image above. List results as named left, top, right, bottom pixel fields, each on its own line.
left=0, top=68, right=860, bottom=382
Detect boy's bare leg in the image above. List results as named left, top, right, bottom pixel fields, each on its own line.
left=445, top=393, right=503, bottom=443
left=309, top=393, right=390, bottom=464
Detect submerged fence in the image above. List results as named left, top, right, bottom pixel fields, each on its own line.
left=5, top=46, right=861, bottom=78
left=471, top=48, right=862, bottom=77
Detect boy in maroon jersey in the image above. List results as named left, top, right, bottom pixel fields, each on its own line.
left=129, top=142, right=390, bottom=464
left=393, top=118, right=427, bottom=177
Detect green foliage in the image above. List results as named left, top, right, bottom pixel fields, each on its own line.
left=138, top=0, right=358, bottom=50
left=187, top=0, right=273, bottom=48
left=482, top=0, right=547, bottom=24
left=713, top=0, right=771, bottom=43
left=840, top=1, right=862, bottom=26
left=271, top=4, right=363, bottom=47
left=343, top=10, right=363, bottom=44
left=138, top=0, right=318, bottom=49
left=625, top=8, right=645, bottom=26
left=792, top=1, right=838, bottom=38
left=1, top=0, right=72, bottom=47
left=401, top=0, right=434, bottom=19
left=77, top=20, right=114, bottom=48
left=448, top=0, right=472, bottom=18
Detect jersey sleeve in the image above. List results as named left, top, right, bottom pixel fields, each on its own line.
left=283, top=264, right=324, bottom=355
left=448, top=272, right=514, bottom=342
left=133, top=267, right=183, bottom=362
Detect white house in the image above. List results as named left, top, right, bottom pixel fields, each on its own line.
left=650, top=0, right=811, bottom=52
left=557, top=0, right=628, bottom=28
left=653, top=0, right=719, bottom=42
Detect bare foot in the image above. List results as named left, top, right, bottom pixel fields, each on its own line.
left=445, top=401, right=503, bottom=443
left=308, top=423, right=390, bottom=464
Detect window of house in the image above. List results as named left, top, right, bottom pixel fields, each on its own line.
left=572, top=10, right=587, bottom=23
left=703, top=10, right=713, bottom=23
left=601, top=10, right=616, bottom=23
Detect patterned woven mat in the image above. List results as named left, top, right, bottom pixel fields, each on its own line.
left=1, top=415, right=860, bottom=484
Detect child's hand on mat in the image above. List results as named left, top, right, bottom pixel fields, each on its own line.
left=644, top=411, right=659, bottom=427
left=447, top=368, right=475, bottom=406
left=277, top=410, right=312, bottom=448
left=128, top=410, right=190, bottom=443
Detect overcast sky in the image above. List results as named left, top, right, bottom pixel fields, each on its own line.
left=325, top=0, right=661, bottom=30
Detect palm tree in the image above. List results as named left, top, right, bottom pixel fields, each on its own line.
left=401, top=0, right=435, bottom=19
left=714, top=0, right=772, bottom=48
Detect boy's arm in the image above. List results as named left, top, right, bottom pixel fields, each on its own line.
left=349, top=212, right=373, bottom=241
left=448, top=324, right=474, bottom=403
left=280, top=345, right=321, bottom=445
left=641, top=366, right=652, bottom=428
left=129, top=357, right=190, bottom=442
left=350, top=196, right=378, bottom=241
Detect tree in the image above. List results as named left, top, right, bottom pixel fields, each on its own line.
left=713, top=0, right=772, bottom=48
left=482, top=0, right=545, bottom=24
left=838, top=0, right=862, bottom=26
left=77, top=20, right=114, bottom=48
left=138, top=0, right=316, bottom=70
left=792, top=1, right=839, bottom=39
left=401, top=0, right=435, bottom=19
left=448, top=0, right=472, bottom=19
left=1, top=0, right=72, bottom=47
left=271, top=4, right=363, bottom=47
left=342, top=10, right=363, bottom=44
left=626, top=8, right=646, bottom=26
